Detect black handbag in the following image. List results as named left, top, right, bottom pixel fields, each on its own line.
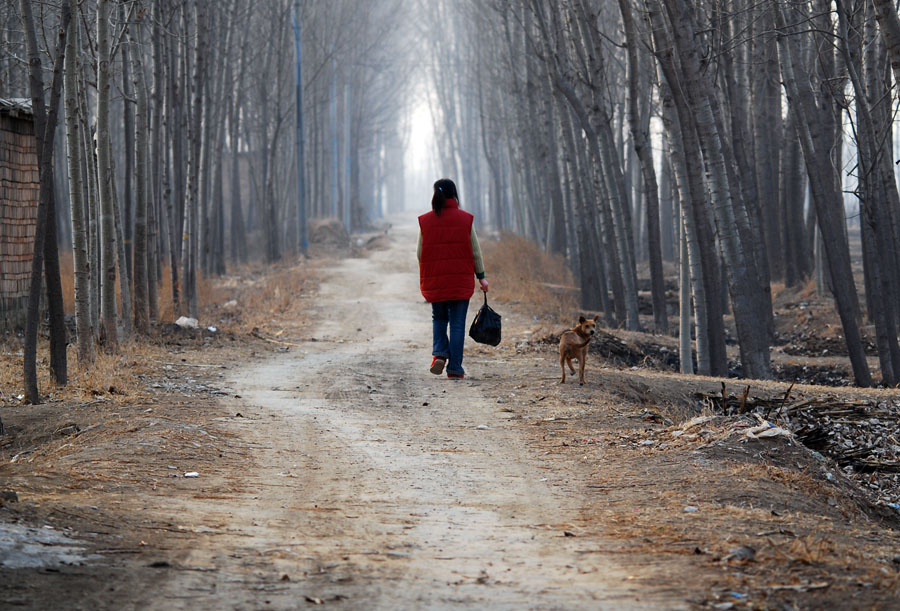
left=469, top=293, right=502, bottom=346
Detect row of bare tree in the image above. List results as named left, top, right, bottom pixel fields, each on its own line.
left=425, top=0, right=900, bottom=386
left=0, top=0, right=412, bottom=403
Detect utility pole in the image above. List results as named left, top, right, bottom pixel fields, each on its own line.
left=292, top=0, right=307, bottom=255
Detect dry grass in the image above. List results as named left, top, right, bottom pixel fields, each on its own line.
left=147, top=257, right=316, bottom=338
left=229, top=263, right=312, bottom=333
left=726, top=461, right=821, bottom=490
left=131, top=261, right=227, bottom=325
left=1, top=254, right=311, bottom=404
left=196, top=270, right=230, bottom=317
left=0, top=340, right=166, bottom=404
left=771, top=278, right=820, bottom=308
left=57, top=252, right=173, bottom=323
left=783, top=535, right=838, bottom=565
left=60, top=342, right=158, bottom=401
left=157, top=263, right=175, bottom=322
left=56, top=251, right=222, bottom=325
left=481, top=233, right=577, bottom=321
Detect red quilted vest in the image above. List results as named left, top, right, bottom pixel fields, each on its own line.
left=418, top=199, right=475, bottom=303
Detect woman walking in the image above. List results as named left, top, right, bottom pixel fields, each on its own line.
left=417, top=178, right=489, bottom=379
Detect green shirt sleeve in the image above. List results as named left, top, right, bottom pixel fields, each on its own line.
left=471, top=226, right=486, bottom=279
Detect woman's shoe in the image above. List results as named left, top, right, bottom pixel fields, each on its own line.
left=430, top=357, right=446, bottom=375
left=447, top=372, right=465, bottom=379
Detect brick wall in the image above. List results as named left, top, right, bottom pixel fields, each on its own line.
left=0, top=111, right=39, bottom=332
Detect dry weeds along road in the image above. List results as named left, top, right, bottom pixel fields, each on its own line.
left=2, top=221, right=900, bottom=609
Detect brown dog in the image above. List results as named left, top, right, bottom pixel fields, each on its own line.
left=559, top=315, right=599, bottom=385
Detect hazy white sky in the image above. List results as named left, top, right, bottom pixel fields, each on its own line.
left=403, top=91, right=438, bottom=212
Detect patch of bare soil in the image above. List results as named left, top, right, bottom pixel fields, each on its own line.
left=1, top=216, right=899, bottom=609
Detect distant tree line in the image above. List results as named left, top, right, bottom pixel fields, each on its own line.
left=424, top=0, right=900, bottom=386
left=0, top=0, right=412, bottom=402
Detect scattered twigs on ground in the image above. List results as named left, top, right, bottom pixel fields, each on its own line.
left=692, top=386, right=900, bottom=506
left=249, top=328, right=304, bottom=347
left=776, top=382, right=794, bottom=421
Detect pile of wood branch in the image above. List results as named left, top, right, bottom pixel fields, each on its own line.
left=695, top=384, right=900, bottom=506
left=785, top=399, right=900, bottom=473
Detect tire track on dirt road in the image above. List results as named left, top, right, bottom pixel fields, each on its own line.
left=154, top=221, right=687, bottom=609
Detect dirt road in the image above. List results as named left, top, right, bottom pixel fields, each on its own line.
left=5, top=218, right=900, bottom=609
left=139, top=221, right=679, bottom=609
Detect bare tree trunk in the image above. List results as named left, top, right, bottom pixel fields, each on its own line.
left=40, top=119, right=67, bottom=385
left=147, top=178, right=159, bottom=322
left=260, top=101, right=284, bottom=263
left=541, top=77, right=567, bottom=256
left=864, top=9, right=900, bottom=335
left=20, top=0, right=71, bottom=402
left=209, top=0, right=236, bottom=275
left=80, top=89, right=101, bottom=338
left=148, top=0, right=164, bottom=323
left=551, top=71, right=634, bottom=328
left=128, top=17, right=150, bottom=334
left=649, top=6, right=727, bottom=376
left=477, top=72, right=504, bottom=233
left=662, top=84, right=711, bottom=375
left=750, top=4, right=784, bottom=282
left=97, top=0, right=119, bottom=350
left=597, top=105, right=641, bottom=332
left=726, top=1, right=776, bottom=344
left=558, top=88, right=612, bottom=322
left=664, top=0, right=771, bottom=379
left=773, top=0, right=871, bottom=386
left=659, top=153, right=675, bottom=262
left=168, top=8, right=184, bottom=312
left=618, top=0, right=667, bottom=333
left=229, top=101, right=248, bottom=262
left=521, top=9, right=564, bottom=255
left=558, top=0, right=640, bottom=330
left=165, top=18, right=182, bottom=313
left=837, top=0, right=900, bottom=384
left=64, top=6, right=94, bottom=364
left=182, top=0, right=205, bottom=318
left=111, top=148, right=132, bottom=338
left=678, top=203, right=693, bottom=375
left=781, top=122, right=809, bottom=287
left=121, top=3, right=134, bottom=288
left=211, top=123, right=227, bottom=274
left=198, top=6, right=219, bottom=274
left=871, top=0, right=900, bottom=91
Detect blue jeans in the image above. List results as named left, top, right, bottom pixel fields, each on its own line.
left=432, top=300, right=470, bottom=376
